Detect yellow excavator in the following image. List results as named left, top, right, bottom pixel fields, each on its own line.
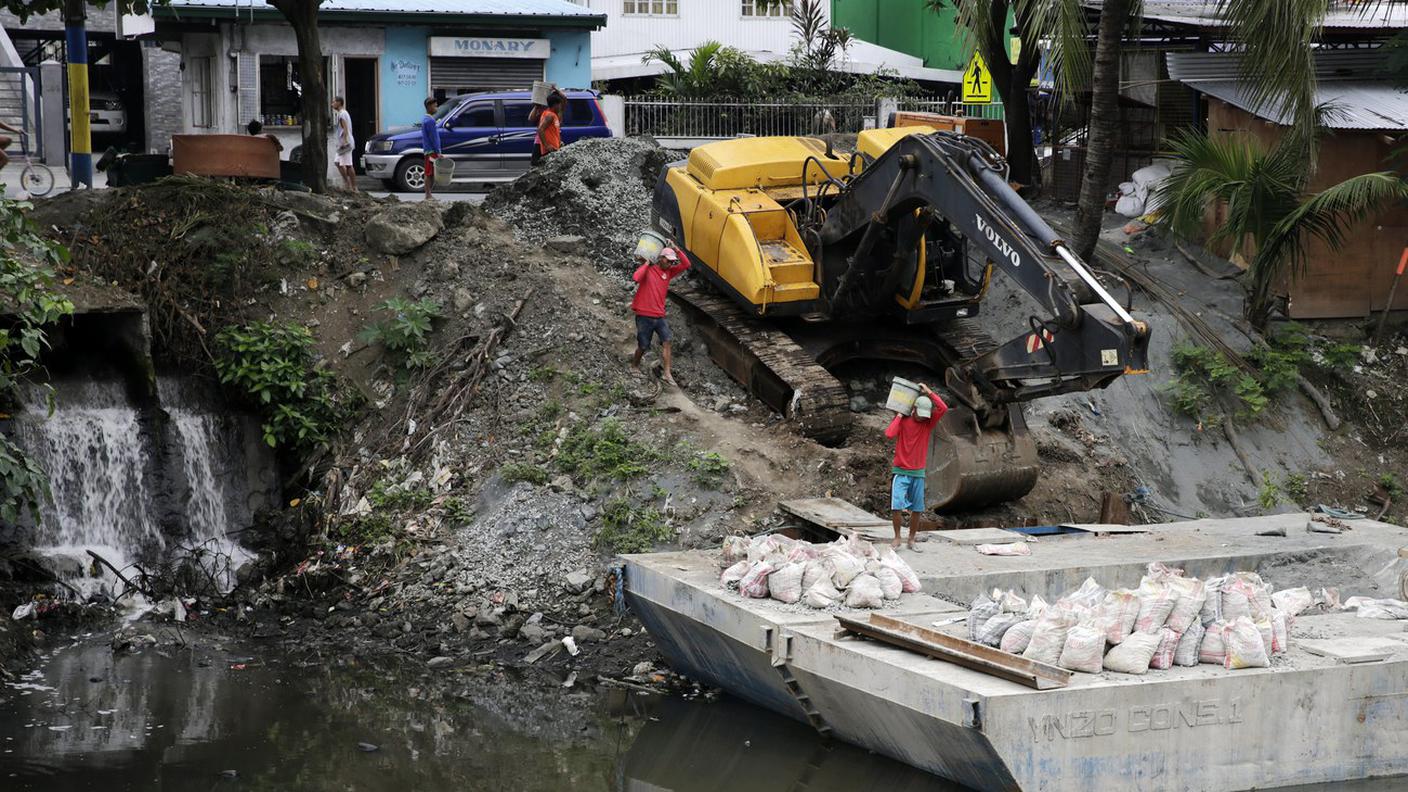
left=651, top=128, right=1151, bottom=511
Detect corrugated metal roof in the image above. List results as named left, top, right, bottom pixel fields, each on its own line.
left=1084, top=0, right=1408, bottom=30
left=1167, top=51, right=1408, bottom=130
left=165, top=0, right=602, bottom=19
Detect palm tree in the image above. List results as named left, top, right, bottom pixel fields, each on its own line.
left=643, top=41, right=733, bottom=98
left=1157, top=130, right=1408, bottom=329
left=1071, top=0, right=1139, bottom=261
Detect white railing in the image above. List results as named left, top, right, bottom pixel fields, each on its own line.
left=623, top=94, right=1006, bottom=141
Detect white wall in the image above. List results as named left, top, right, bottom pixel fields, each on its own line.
left=580, top=0, right=821, bottom=61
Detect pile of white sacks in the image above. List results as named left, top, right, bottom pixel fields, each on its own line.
left=719, top=533, right=922, bottom=609
left=969, top=563, right=1316, bottom=675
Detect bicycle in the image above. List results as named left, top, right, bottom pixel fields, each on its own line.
left=10, top=132, right=54, bottom=198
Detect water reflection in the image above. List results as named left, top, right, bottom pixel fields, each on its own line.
left=0, top=640, right=1391, bottom=791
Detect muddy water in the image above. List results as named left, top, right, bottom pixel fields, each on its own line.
left=0, top=640, right=1395, bottom=791
left=0, top=639, right=961, bottom=792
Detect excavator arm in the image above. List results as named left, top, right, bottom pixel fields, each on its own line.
left=818, top=131, right=1151, bottom=415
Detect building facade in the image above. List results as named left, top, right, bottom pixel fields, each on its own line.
left=580, top=0, right=963, bottom=84
left=154, top=0, right=603, bottom=158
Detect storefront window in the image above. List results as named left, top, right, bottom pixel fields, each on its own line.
left=741, top=0, right=790, bottom=16
left=258, top=55, right=329, bottom=127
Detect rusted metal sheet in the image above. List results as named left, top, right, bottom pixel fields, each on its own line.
left=836, top=613, right=1071, bottom=690
left=172, top=134, right=280, bottom=180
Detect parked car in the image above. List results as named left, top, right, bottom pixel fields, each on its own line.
left=363, top=89, right=611, bottom=192
left=65, top=89, right=127, bottom=137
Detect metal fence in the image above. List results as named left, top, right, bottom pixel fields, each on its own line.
left=622, top=94, right=1007, bottom=140
left=622, top=96, right=877, bottom=138
left=896, top=96, right=1006, bottom=121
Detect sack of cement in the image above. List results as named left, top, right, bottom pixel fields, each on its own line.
left=1165, top=576, right=1208, bottom=634
left=1148, top=627, right=1181, bottom=670
left=976, top=613, right=1023, bottom=647
left=1023, top=609, right=1076, bottom=666
left=722, top=534, right=750, bottom=564
left=1058, top=622, right=1107, bottom=673
left=871, top=564, right=904, bottom=600
left=1198, top=619, right=1228, bottom=665
left=738, top=562, right=773, bottom=598
left=1059, top=577, right=1108, bottom=611
left=803, top=577, right=841, bottom=609
left=1200, top=575, right=1226, bottom=625
left=1271, top=587, right=1314, bottom=616
left=1343, top=596, right=1408, bottom=620
left=1223, top=617, right=1270, bottom=669
left=800, top=560, right=828, bottom=592
left=720, top=560, right=751, bottom=588
left=826, top=551, right=865, bottom=589
left=1098, top=589, right=1140, bottom=644
left=976, top=542, right=1031, bottom=556
left=1000, top=619, right=1038, bottom=654
left=845, top=573, right=885, bottom=609
left=1174, top=620, right=1204, bottom=667
left=1104, top=630, right=1161, bottom=675
left=968, top=594, right=1001, bottom=642
left=1134, top=577, right=1176, bottom=633
left=1270, top=612, right=1289, bottom=654
left=877, top=545, right=922, bottom=592
left=769, top=562, right=805, bottom=604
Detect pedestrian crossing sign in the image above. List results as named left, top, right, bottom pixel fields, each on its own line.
left=963, top=51, right=993, bottom=104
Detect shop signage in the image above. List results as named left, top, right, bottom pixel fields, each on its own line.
left=428, top=37, right=549, bottom=59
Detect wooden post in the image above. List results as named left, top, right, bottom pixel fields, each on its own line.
left=1373, top=247, right=1407, bottom=344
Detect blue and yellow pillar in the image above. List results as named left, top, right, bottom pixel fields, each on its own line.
left=64, top=3, right=91, bottom=189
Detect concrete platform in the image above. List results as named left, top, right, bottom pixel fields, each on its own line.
left=624, top=514, right=1408, bottom=792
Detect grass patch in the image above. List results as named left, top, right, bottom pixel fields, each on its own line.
left=687, top=450, right=732, bottom=487
left=367, top=477, right=433, bottom=511
left=594, top=497, right=672, bottom=553
left=558, top=419, right=662, bottom=481
left=332, top=513, right=397, bottom=545
left=500, top=462, right=550, bottom=486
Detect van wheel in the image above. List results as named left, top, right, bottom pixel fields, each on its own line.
left=394, top=158, right=426, bottom=192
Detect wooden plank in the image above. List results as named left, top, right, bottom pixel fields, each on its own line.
left=781, top=498, right=891, bottom=541
left=835, top=613, right=1071, bottom=690
left=1061, top=523, right=1152, bottom=535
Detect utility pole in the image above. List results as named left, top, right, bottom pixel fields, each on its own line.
left=62, top=0, right=92, bottom=189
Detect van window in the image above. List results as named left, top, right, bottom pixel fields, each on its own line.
left=502, top=101, right=536, bottom=129
left=451, top=103, right=495, bottom=128
left=565, top=98, right=597, bottom=127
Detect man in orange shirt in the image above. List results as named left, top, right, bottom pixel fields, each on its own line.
left=532, top=93, right=565, bottom=167
left=884, top=383, right=948, bottom=551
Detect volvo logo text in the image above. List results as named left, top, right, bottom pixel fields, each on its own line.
left=976, top=215, right=1021, bottom=267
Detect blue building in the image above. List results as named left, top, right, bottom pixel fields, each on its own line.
left=153, top=0, right=604, bottom=158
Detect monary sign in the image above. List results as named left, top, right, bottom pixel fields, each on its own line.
left=428, top=37, right=549, bottom=59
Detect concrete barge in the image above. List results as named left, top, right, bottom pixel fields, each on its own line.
left=623, top=514, right=1408, bottom=791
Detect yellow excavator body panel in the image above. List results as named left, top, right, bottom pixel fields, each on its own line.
left=855, top=126, right=936, bottom=163
left=664, top=132, right=937, bottom=313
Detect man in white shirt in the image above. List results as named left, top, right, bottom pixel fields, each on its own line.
left=331, top=96, right=356, bottom=191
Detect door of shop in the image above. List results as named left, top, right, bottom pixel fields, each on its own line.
left=344, top=57, right=378, bottom=174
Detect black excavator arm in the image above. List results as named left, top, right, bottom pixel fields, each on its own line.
left=818, top=131, right=1151, bottom=416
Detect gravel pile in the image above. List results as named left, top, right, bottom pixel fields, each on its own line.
left=484, top=137, right=683, bottom=272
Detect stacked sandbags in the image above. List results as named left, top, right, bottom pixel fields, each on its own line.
left=968, top=563, right=1298, bottom=676
left=717, top=534, right=922, bottom=610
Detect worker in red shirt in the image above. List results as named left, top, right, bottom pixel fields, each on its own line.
left=630, top=241, right=691, bottom=385
left=885, top=383, right=948, bottom=551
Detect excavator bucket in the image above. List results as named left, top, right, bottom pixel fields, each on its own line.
left=926, top=403, right=1039, bottom=512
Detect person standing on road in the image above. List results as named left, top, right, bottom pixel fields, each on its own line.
left=630, top=241, right=691, bottom=386
left=332, top=97, right=357, bottom=191
left=421, top=97, right=442, bottom=200
left=885, top=383, right=948, bottom=552
left=532, top=92, right=565, bottom=167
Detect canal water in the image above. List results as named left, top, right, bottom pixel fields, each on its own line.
left=0, top=638, right=963, bottom=792
left=0, top=639, right=1399, bottom=791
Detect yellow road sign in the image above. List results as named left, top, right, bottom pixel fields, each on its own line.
left=963, top=51, right=993, bottom=104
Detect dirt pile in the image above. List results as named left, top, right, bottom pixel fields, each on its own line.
left=483, top=137, right=684, bottom=272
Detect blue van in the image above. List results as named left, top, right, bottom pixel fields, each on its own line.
left=363, top=88, right=611, bottom=192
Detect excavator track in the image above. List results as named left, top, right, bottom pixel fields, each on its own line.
left=670, top=282, right=852, bottom=445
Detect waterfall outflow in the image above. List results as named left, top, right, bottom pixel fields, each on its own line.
left=8, top=378, right=272, bottom=599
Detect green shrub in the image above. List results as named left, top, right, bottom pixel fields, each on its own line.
left=500, top=462, right=550, bottom=486
left=367, top=477, right=433, bottom=511
left=214, top=321, right=347, bottom=450
left=594, top=497, right=672, bottom=553
left=332, top=513, right=396, bottom=545
left=443, top=497, right=474, bottom=525
left=558, top=419, right=660, bottom=481
left=359, top=297, right=443, bottom=372
left=687, top=450, right=732, bottom=487
left=1258, top=472, right=1282, bottom=510
left=1282, top=472, right=1309, bottom=504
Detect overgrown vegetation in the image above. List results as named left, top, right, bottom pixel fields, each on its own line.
left=0, top=195, right=74, bottom=522
left=558, top=419, right=663, bottom=481
left=359, top=297, right=443, bottom=373
left=1166, top=326, right=1359, bottom=426
left=593, top=496, right=672, bottom=554
left=1258, top=472, right=1282, bottom=510
left=367, top=476, right=434, bottom=511
left=214, top=321, right=349, bottom=450
left=686, top=449, right=732, bottom=487
left=500, top=462, right=550, bottom=486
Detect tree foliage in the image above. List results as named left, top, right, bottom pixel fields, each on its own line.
left=1158, top=129, right=1408, bottom=328
left=214, top=321, right=347, bottom=450
left=0, top=194, right=74, bottom=523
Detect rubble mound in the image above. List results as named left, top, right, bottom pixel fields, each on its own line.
left=483, top=137, right=683, bottom=272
